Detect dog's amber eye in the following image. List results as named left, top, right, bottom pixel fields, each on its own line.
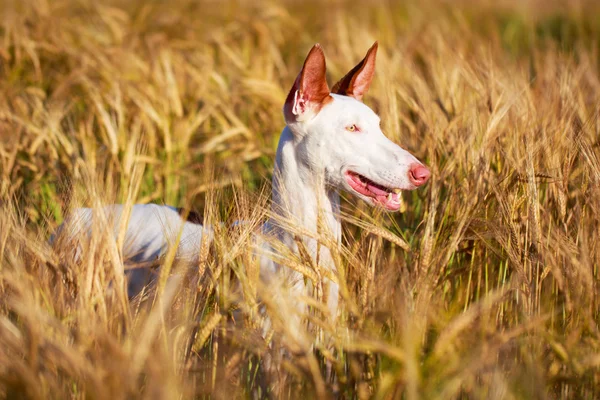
left=345, top=124, right=358, bottom=132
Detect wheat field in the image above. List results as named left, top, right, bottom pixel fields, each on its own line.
left=0, top=0, right=599, bottom=398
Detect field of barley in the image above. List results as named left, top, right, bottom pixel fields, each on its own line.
left=1, top=0, right=599, bottom=398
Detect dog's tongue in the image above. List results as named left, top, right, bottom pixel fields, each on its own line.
left=367, top=182, right=389, bottom=196
left=376, top=192, right=402, bottom=211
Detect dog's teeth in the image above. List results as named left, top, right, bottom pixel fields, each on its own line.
left=387, top=193, right=392, bottom=202
left=393, top=188, right=401, bottom=194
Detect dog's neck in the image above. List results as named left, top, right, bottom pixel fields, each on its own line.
left=270, top=126, right=341, bottom=267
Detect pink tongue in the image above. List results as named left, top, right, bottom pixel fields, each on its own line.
left=367, top=182, right=389, bottom=196
left=376, top=192, right=401, bottom=207
left=376, top=194, right=388, bottom=203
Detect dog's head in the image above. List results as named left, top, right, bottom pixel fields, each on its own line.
left=282, top=42, right=430, bottom=211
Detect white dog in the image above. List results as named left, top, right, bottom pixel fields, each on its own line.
left=55, top=42, right=430, bottom=320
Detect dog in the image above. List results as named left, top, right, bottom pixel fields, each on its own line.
left=55, top=41, right=430, bottom=323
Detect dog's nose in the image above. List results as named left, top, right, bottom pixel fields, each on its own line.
left=408, top=164, right=430, bottom=186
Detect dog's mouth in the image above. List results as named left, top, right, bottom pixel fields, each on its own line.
left=344, top=171, right=403, bottom=211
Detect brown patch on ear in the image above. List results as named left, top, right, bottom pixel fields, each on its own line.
left=331, top=41, right=378, bottom=101
left=175, top=208, right=204, bottom=225
left=284, top=44, right=331, bottom=120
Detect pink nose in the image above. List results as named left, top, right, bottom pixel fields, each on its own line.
left=408, top=164, right=430, bottom=186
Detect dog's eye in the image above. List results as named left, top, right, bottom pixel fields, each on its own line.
left=345, top=124, right=359, bottom=132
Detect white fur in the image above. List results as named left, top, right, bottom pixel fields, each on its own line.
left=55, top=204, right=208, bottom=295
left=269, top=92, right=426, bottom=318
left=59, top=204, right=204, bottom=261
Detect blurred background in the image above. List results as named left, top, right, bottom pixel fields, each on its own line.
left=0, top=0, right=599, bottom=398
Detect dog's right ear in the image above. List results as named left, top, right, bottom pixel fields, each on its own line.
left=331, top=42, right=378, bottom=101
left=284, top=44, right=331, bottom=122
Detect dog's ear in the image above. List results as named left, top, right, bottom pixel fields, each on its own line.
left=331, top=42, right=378, bottom=101
left=284, top=44, right=331, bottom=122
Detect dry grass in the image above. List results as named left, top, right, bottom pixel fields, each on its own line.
left=1, top=0, right=600, bottom=398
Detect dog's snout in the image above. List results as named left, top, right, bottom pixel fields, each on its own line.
left=408, top=164, right=430, bottom=186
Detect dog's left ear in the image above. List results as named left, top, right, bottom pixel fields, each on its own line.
left=332, top=42, right=378, bottom=101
